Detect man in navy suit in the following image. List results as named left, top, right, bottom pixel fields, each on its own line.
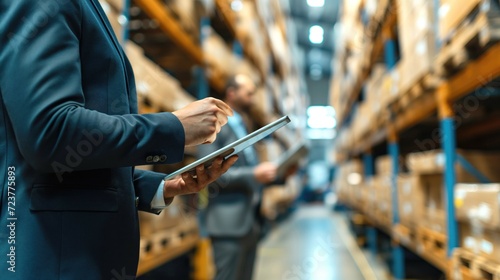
left=0, top=1, right=237, bottom=279
left=198, top=75, right=278, bottom=280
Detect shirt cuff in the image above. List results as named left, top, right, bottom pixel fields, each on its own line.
left=151, top=180, right=174, bottom=210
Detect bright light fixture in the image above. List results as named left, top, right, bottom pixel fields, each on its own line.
left=307, top=116, right=336, bottom=129
left=309, top=25, right=324, bottom=44
left=347, top=173, right=362, bottom=185
left=307, top=0, right=325, bottom=8
left=307, top=106, right=337, bottom=129
left=231, top=0, right=243, bottom=11
left=307, top=106, right=336, bottom=117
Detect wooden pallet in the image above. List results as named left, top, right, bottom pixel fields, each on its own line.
left=395, top=76, right=440, bottom=114
left=364, top=0, right=391, bottom=40
left=139, top=218, right=199, bottom=260
left=450, top=248, right=500, bottom=280
left=435, top=2, right=500, bottom=77
left=393, top=224, right=418, bottom=248
left=475, top=257, right=500, bottom=280
left=406, top=73, right=439, bottom=101
left=450, top=248, right=476, bottom=280
left=416, top=227, right=447, bottom=260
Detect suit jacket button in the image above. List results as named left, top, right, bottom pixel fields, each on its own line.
left=135, top=197, right=139, bottom=208
left=160, top=155, right=167, bottom=162
left=153, top=155, right=160, bottom=162
left=146, top=156, right=153, bottom=163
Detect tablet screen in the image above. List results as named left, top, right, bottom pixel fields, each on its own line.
left=164, top=115, right=291, bottom=180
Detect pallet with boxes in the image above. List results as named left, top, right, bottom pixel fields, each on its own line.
left=332, top=0, right=500, bottom=278
left=125, top=42, right=195, bottom=113
left=340, top=148, right=500, bottom=273
left=436, top=0, right=500, bottom=77
left=203, top=27, right=261, bottom=86
left=451, top=248, right=500, bottom=280
left=390, top=149, right=500, bottom=272
left=335, top=159, right=364, bottom=209
left=449, top=183, right=500, bottom=279
left=137, top=196, right=200, bottom=275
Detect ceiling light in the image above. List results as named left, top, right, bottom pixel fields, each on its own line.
left=307, top=106, right=336, bottom=128
left=309, top=25, right=324, bottom=44
left=307, top=0, right=325, bottom=8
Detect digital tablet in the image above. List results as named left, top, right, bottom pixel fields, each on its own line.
left=275, top=142, right=308, bottom=178
left=164, top=115, right=291, bottom=180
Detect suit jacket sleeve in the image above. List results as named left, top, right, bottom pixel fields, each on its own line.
left=133, top=169, right=168, bottom=214
left=0, top=1, right=185, bottom=173
left=197, top=126, right=260, bottom=194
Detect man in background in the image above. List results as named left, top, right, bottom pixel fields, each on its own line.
left=198, top=74, right=278, bottom=280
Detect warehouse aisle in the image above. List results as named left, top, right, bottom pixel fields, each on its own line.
left=254, top=205, right=388, bottom=280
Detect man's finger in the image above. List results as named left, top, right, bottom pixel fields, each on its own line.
left=215, top=120, right=221, bottom=134
left=204, top=133, right=217, bottom=144
left=215, top=110, right=228, bottom=127
left=182, top=172, right=196, bottom=186
left=195, top=164, right=210, bottom=186
left=221, top=155, right=238, bottom=172
left=211, top=98, right=233, bottom=116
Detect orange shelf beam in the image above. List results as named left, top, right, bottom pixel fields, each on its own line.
left=134, top=0, right=225, bottom=92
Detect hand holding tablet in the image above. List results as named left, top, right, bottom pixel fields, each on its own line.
left=164, top=115, right=291, bottom=181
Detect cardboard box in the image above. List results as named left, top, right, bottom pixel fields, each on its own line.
left=396, top=0, right=437, bottom=94
left=455, top=184, right=500, bottom=230
left=398, top=30, right=437, bottom=96
left=459, top=222, right=500, bottom=261
left=360, top=178, right=375, bottom=215
left=397, top=0, right=436, bottom=58
left=438, top=0, right=482, bottom=40
left=125, top=42, right=195, bottom=112
left=406, top=149, right=500, bottom=183
left=373, top=175, right=393, bottom=227
left=419, top=174, right=447, bottom=233
left=398, top=174, right=425, bottom=228
left=335, top=160, right=364, bottom=206
left=376, top=155, right=393, bottom=177
left=397, top=172, right=446, bottom=232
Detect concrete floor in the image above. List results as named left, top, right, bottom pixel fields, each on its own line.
left=254, top=204, right=390, bottom=280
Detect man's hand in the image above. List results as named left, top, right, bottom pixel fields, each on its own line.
left=163, top=155, right=238, bottom=199
left=254, top=161, right=278, bottom=184
left=172, top=97, right=233, bottom=147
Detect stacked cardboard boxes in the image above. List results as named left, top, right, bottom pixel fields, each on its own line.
left=240, top=0, right=273, bottom=78
left=329, top=0, right=366, bottom=122
left=438, top=0, right=483, bottom=41
left=396, top=0, right=438, bottom=96
left=335, top=160, right=364, bottom=208
left=373, top=175, right=393, bottom=229
left=125, top=42, right=195, bottom=113
left=398, top=174, right=425, bottom=229
left=406, top=149, right=500, bottom=234
left=372, top=156, right=394, bottom=228
left=455, top=184, right=500, bottom=262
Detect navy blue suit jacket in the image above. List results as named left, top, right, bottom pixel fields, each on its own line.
left=0, top=1, right=185, bottom=278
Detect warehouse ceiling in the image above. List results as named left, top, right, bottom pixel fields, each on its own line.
left=283, top=0, right=339, bottom=79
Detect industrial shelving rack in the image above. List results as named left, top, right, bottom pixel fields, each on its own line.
left=332, top=0, right=500, bottom=279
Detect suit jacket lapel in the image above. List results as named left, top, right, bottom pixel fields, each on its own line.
left=89, top=0, right=131, bottom=97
